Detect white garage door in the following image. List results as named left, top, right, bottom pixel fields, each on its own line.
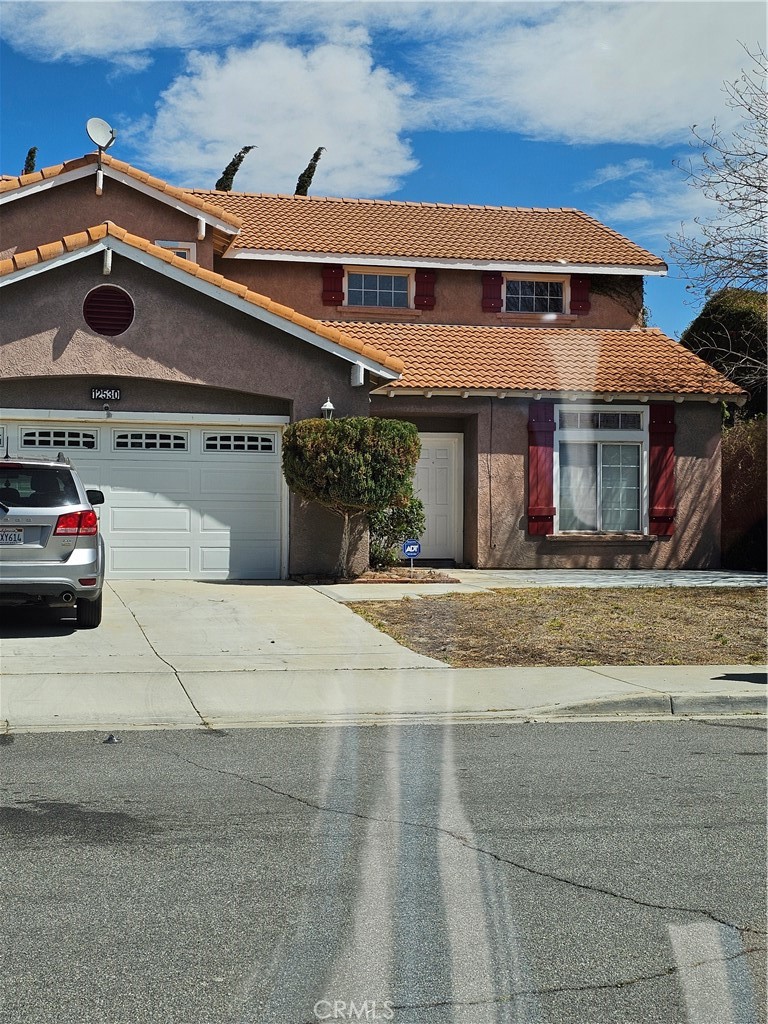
left=10, top=418, right=286, bottom=580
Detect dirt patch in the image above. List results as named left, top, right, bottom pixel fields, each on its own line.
left=295, top=567, right=461, bottom=585
left=351, top=587, right=768, bottom=667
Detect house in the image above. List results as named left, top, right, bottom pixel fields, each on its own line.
left=0, top=152, right=744, bottom=579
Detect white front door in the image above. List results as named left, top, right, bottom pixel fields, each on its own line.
left=415, top=433, right=462, bottom=562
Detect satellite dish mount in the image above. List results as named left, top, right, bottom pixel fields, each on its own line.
left=86, top=118, right=117, bottom=195
left=86, top=117, right=117, bottom=168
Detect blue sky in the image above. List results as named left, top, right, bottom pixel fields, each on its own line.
left=1, top=1, right=764, bottom=338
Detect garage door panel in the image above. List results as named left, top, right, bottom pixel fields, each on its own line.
left=110, top=507, right=192, bottom=532
left=110, top=545, right=192, bottom=573
left=199, top=465, right=281, bottom=498
left=109, top=466, right=193, bottom=495
left=199, top=503, right=280, bottom=537
left=203, top=543, right=281, bottom=578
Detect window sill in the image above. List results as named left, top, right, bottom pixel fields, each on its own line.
left=496, top=313, right=578, bottom=326
left=546, top=532, right=656, bottom=545
left=336, top=306, right=423, bottom=321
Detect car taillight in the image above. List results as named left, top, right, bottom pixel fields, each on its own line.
left=54, top=510, right=99, bottom=536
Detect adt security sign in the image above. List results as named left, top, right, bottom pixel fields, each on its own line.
left=402, top=539, right=421, bottom=560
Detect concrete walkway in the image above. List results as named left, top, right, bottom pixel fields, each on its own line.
left=315, top=568, right=768, bottom=602
left=1, top=573, right=764, bottom=733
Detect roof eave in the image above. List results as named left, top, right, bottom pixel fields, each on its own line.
left=226, top=249, right=667, bottom=276
left=0, top=161, right=241, bottom=236
left=372, top=387, right=744, bottom=404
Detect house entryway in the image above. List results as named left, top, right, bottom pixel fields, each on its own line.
left=415, top=433, right=463, bottom=562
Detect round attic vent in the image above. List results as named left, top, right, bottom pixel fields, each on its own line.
left=83, top=285, right=135, bottom=337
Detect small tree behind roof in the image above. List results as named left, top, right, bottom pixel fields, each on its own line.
left=215, top=146, right=256, bottom=191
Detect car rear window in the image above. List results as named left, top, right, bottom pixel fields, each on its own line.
left=0, top=467, right=79, bottom=507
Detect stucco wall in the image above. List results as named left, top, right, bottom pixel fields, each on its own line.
left=371, top=396, right=722, bottom=570
left=0, top=252, right=373, bottom=575
left=217, top=259, right=642, bottom=329
left=0, top=177, right=216, bottom=270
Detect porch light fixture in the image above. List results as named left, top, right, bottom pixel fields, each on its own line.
left=321, top=398, right=335, bottom=419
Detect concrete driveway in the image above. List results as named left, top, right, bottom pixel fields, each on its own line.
left=1, top=578, right=764, bottom=732
left=0, top=580, right=444, bottom=731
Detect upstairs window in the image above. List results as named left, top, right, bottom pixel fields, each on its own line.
left=505, top=278, right=564, bottom=314
left=155, top=240, right=197, bottom=262
left=346, top=271, right=410, bottom=308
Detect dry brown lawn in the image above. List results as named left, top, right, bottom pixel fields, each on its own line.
left=351, top=587, right=767, bottom=667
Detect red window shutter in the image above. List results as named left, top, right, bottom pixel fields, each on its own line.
left=321, top=264, right=344, bottom=306
left=570, top=275, right=591, bottom=315
left=414, top=270, right=436, bottom=310
left=527, top=401, right=556, bottom=535
left=482, top=271, right=503, bottom=312
left=649, top=403, right=676, bottom=535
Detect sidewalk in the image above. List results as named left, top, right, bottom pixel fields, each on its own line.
left=314, top=568, right=768, bottom=602
left=1, top=574, right=764, bottom=733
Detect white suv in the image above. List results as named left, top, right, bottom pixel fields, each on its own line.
left=0, top=455, right=105, bottom=627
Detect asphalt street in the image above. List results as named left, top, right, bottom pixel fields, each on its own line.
left=1, top=720, right=766, bottom=1024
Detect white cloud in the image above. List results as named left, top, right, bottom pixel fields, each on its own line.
left=134, top=39, right=418, bottom=195
left=579, top=158, right=653, bottom=189
left=2, top=1, right=763, bottom=196
left=591, top=164, right=716, bottom=245
left=0, top=1, right=245, bottom=65
left=417, top=2, right=766, bottom=144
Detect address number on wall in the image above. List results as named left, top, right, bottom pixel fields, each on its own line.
left=91, top=387, right=122, bottom=401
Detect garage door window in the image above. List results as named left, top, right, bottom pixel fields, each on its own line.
left=21, top=428, right=98, bottom=450
left=203, top=433, right=275, bottom=452
left=113, top=431, right=188, bottom=451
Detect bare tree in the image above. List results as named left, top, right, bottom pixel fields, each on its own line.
left=668, top=46, right=767, bottom=299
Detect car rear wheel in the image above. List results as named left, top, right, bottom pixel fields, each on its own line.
left=76, top=593, right=102, bottom=628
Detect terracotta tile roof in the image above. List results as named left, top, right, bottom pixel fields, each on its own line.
left=188, top=190, right=666, bottom=269
left=0, top=154, right=242, bottom=230
left=0, top=224, right=403, bottom=375
left=325, top=322, right=743, bottom=397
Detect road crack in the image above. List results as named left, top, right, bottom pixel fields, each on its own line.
left=390, top=945, right=766, bottom=1009
left=149, top=743, right=767, bottom=939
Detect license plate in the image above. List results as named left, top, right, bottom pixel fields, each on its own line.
left=0, top=530, right=23, bottom=545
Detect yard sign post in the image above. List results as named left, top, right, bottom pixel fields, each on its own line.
left=402, top=539, right=421, bottom=570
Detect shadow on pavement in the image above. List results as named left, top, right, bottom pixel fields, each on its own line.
left=0, top=606, right=76, bottom=638
left=712, top=672, right=767, bottom=685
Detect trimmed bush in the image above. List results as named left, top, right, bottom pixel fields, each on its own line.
left=282, top=417, right=421, bottom=575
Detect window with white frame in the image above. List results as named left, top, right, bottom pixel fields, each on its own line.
left=505, top=276, right=566, bottom=314
left=556, top=407, right=647, bottom=532
left=155, top=240, right=197, bottom=262
left=346, top=270, right=410, bottom=308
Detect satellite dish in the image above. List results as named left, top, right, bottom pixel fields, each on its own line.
left=86, top=117, right=117, bottom=150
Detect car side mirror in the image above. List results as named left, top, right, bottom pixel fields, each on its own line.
left=86, top=489, right=105, bottom=506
